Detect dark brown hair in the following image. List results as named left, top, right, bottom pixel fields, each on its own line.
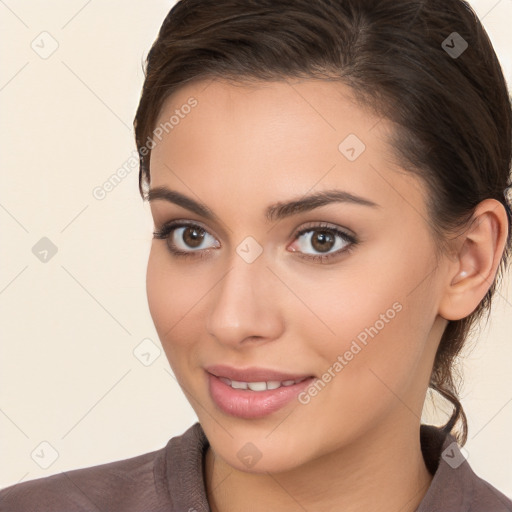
left=133, top=0, right=512, bottom=445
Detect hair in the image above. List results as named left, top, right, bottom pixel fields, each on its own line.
left=133, top=0, right=512, bottom=446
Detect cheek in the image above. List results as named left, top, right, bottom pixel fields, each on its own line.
left=146, top=246, right=172, bottom=334
left=146, top=246, right=195, bottom=349
left=301, top=239, right=438, bottom=408
left=146, top=244, right=214, bottom=368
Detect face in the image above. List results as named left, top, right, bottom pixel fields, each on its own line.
left=146, top=78, right=448, bottom=473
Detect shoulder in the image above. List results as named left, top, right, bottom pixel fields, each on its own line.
left=467, top=471, right=512, bottom=511
left=418, top=425, right=512, bottom=512
left=0, top=445, right=170, bottom=512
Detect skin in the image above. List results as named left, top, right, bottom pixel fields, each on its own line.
left=145, top=78, right=509, bottom=512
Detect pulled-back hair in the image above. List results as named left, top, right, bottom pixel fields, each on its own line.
left=134, top=0, right=512, bottom=445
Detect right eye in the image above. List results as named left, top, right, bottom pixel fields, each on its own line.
left=153, top=220, right=220, bottom=258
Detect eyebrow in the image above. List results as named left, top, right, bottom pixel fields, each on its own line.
left=147, top=186, right=380, bottom=222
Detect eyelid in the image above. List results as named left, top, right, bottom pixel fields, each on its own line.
left=154, top=218, right=219, bottom=242
left=291, top=220, right=357, bottom=241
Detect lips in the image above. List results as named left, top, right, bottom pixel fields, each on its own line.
left=204, top=364, right=314, bottom=382
left=204, top=364, right=316, bottom=418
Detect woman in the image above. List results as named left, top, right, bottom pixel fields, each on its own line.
left=1, top=0, right=511, bottom=510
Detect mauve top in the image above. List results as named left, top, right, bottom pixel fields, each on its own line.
left=0, top=422, right=511, bottom=511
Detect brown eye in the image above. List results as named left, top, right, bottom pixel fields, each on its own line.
left=310, top=230, right=336, bottom=253
left=292, top=226, right=353, bottom=256
left=153, top=221, right=220, bottom=258
left=288, top=223, right=358, bottom=263
left=181, top=226, right=206, bottom=248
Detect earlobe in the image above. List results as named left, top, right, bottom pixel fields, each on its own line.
left=438, top=199, right=509, bottom=321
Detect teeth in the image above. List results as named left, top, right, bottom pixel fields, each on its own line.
left=218, top=376, right=309, bottom=391
left=247, top=381, right=267, bottom=391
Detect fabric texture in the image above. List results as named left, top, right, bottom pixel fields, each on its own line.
left=1, top=422, right=511, bottom=511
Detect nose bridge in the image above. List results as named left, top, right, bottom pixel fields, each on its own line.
left=206, top=247, right=281, bottom=345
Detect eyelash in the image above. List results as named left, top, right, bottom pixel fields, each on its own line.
left=152, top=220, right=358, bottom=264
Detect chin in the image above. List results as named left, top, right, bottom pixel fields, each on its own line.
left=221, top=446, right=308, bottom=475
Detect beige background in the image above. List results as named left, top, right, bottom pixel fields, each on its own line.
left=1, top=0, right=511, bottom=497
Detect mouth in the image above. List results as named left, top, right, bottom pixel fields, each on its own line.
left=215, top=375, right=310, bottom=391
left=204, top=363, right=315, bottom=383
left=205, top=364, right=316, bottom=419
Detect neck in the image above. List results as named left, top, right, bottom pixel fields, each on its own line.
left=204, top=419, right=433, bottom=512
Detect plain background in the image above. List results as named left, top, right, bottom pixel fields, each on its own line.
left=1, top=0, right=511, bottom=497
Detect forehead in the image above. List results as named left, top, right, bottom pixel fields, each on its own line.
left=153, top=78, right=381, bottom=159
left=149, top=78, right=424, bottom=219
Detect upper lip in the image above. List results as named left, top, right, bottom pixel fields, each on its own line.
left=205, top=364, right=314, bottom=382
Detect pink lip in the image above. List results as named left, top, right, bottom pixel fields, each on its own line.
left=204, top=364, right=313, bottom=382
left=206, top=369, right=316, bottom=419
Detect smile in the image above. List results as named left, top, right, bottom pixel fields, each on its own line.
left=207, top=372, right=315, bottom=419
left=218, top=376, right=310, bottom=391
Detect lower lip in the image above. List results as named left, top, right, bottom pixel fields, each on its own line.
left=207, top=372, right=315, bottom=419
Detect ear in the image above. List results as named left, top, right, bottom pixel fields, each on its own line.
left=438, top=198, right=509, bottom=321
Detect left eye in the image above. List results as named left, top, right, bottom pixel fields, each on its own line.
left=289, top=225, right=356, bottom=257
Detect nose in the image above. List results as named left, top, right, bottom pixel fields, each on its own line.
left=205, top=253, right=284, bottom=348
